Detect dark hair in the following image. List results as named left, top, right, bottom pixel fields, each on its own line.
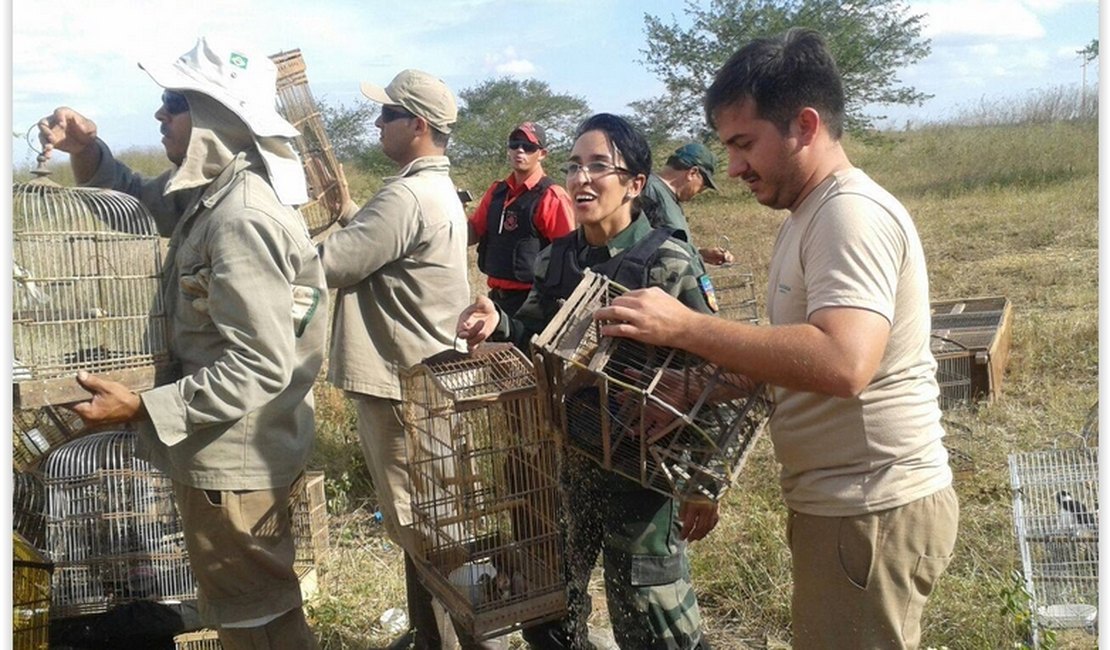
left=704, top=28, right=845, bottom=140
left=430, top=127, right=450, bottom=149
left=573, top=113, right=652, bottom=178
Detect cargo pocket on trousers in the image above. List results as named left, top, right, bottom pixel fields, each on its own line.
left=901, top=553, right=953, bottom=642
left=629, top=552, right=687, bottom=587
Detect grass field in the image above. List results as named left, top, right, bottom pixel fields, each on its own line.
left=14, top=105, right=1097, bottom=648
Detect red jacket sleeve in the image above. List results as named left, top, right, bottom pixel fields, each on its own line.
left=533, top=184, right=576, bottom=241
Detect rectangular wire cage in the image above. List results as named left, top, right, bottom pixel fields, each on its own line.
left=706, top=263, right=760, bottom=324
left=400, top=344, right=566, bottom=640
left=1009, top=447, right=1098, bottom=644
left=13, top=405, right=87, bottom=472
left=13, top=180, right=170, bottom=408
left=930, top=296, right=1012, bottom=409
left=40, top=429, right=198, bottom=619
left=533, top=269, right=773, bottom=502
left=291, top=470, right=330, bottom=599
left=14, top=531, right=53, bottom=650
left=270, top=49, right=344, bottom=238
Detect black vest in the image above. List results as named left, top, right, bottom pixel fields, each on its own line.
left=477, top=177, right=555, bottom=283
left=541, top=225, right=678, bottom=301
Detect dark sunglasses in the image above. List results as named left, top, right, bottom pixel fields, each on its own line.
left=380, top=105, right=416, bottom=123
left=507, top=140, right=541, bottom=153
left=161, top=91, right=190, bottom=115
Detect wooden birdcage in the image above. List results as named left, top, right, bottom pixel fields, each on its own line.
left=13, top=405, right=87, bottom=472
left=400, top=345, right=566, bottom=640
left=930, top=296, right=1013, bottom=409
left=706, top=263, right=760, bottom=323
left=270, top=48, right=345, bottom=238
left=13, top=176, right=170, bottom=409
left=533, top=269, right=773, bottom=502
left=14, top=531, right=52, bottom=650
left=40, top=429, right=198, bottom=618
left=291, top=470, right=329, bottom=599
left=1009, top=447, right=1099, bottom=646
left=174, top=629, right=222, bottom=649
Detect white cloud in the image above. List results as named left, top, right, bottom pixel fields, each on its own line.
left=484, top=47, right=538, bottom=76
left=914, top=0, right=1045, bottom=40
left=1022, top=0, right=1097, bottom=11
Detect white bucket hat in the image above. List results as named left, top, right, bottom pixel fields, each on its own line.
left=140, top=37, right=298, bottom=138
left=139, top=37, right=308, bottom=205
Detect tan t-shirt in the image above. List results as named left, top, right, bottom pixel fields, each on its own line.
left=766, top=168, right=951, bottom=516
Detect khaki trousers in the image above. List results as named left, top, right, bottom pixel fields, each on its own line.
left=787, top=486, right=959, bottom=649
left=173, top=480, right=319, bottom=650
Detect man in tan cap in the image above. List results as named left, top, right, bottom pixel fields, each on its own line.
left=318, top=70, right=503, bottom=650
left=38, top=36, right=325, bottom=649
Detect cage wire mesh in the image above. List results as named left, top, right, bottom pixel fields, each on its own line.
left=13, top=405, right=87, bottom=472
left=400, top=344, right=566, bottom=639
left=14, top=531, right=53, bottom=650
left=270, top=49, right=345, bottom=238
left=40, top=429, right=197, bottom=618
left=929, top=297, right=1012, bottom=410
left=13, top=178, right=169, bottom=409
left=15, top=470, right=49, bottom=550
left=174, top=628, right=223, bottom=649
left=533, top=269, right=773, bottom=502
left=1009, top=447, right=1098, bottom=642
left=291, top=470, right=330, bottom=591
left=705, top=264, right=760, bottom=324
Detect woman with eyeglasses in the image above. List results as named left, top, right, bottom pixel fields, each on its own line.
left=456, top=113, right=716, bottom=650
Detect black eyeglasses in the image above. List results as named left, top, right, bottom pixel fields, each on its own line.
left=507, top=140, right=541, bottom=153
left=161, top=91, right=190, bottom=116
left=380, top=105, right=416, bottom=123
left=561, top=161, right=631, bottom=180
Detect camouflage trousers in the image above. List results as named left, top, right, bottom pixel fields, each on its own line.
left=523, top=454, right=705, bottom=650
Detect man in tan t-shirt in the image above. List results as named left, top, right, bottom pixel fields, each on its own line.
left=595, top=29, right=958, bottom=649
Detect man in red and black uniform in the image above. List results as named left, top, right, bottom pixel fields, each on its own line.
left=468, top=122, right=574, bottom=316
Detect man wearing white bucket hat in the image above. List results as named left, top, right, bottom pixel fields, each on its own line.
left=317, top=70, right=503, bottom=649
left=39, top=36, right=325, bottom=650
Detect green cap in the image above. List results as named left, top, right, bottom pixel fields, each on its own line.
left=669, top=142, right=718, bottom=190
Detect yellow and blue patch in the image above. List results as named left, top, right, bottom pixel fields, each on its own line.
left=698, top=274, right=719, bottom=313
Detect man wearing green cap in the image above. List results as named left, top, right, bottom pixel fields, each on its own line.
left=641, top=143, right=734, bottom=265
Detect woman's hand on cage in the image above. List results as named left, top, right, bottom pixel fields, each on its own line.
left=679, top=497, right=719, bottom=541
left=456, top=296, right=500, bottom=351
left=67, top=371, right=146, bottom=427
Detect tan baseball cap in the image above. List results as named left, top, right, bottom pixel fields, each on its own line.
left=360, top=69, right=458, bottom=134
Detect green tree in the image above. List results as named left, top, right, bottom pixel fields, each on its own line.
left=1078, top=38, right=1098, bottom=63
left=638, top=0, right=932, bottom=136
left=317, top=98, right=378, bottom=163
left=452, top=77, right=591, bottom=164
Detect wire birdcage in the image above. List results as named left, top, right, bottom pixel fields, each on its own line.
left=15, top=470, right=48, bottom=550
left=400, top=344, right=566, bottom=640
left=1009, top=446, right=1098, bottom=646
left=13, top=175, right=169, bottom=409
left=533, top=270, right=772, bottom=503
left=929, top=296, right=1012, bottom=409
left=706, top=263, right=760, bottom=324
left=174, top=629, right=222, bottom=649
left=931, top=335, right=973, bottom=411
left=270, top=48, right=345, bottom=238
left=291, top=470, right=329, bottom=600
left=14, top=531, right=53, bottom=650
left=13, top=405, right=87, bottom=471
left=40, top=429, right=197, bottom=618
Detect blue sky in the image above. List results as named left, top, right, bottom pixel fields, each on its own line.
left=5, top=0, right=1101, bottom=168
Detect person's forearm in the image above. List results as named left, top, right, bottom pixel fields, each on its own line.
left=70, top=141, right=103, bottom=185
left=674, top=313, right=869, bottom=397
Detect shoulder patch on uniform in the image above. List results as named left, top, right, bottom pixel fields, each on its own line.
left=698, top=274, right=719, bottom=313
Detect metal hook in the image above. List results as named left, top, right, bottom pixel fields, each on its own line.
left=24, top=122, right=52, bottom=178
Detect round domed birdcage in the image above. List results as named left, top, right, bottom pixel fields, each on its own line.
left=13, top=171, right=170, bottom=409
left=40, top=429, right=197, bottom=618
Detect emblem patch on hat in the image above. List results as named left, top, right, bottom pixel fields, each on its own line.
left=698, top=274, right=719, bottom=313
left=229, top=52, right=249, bottom=69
